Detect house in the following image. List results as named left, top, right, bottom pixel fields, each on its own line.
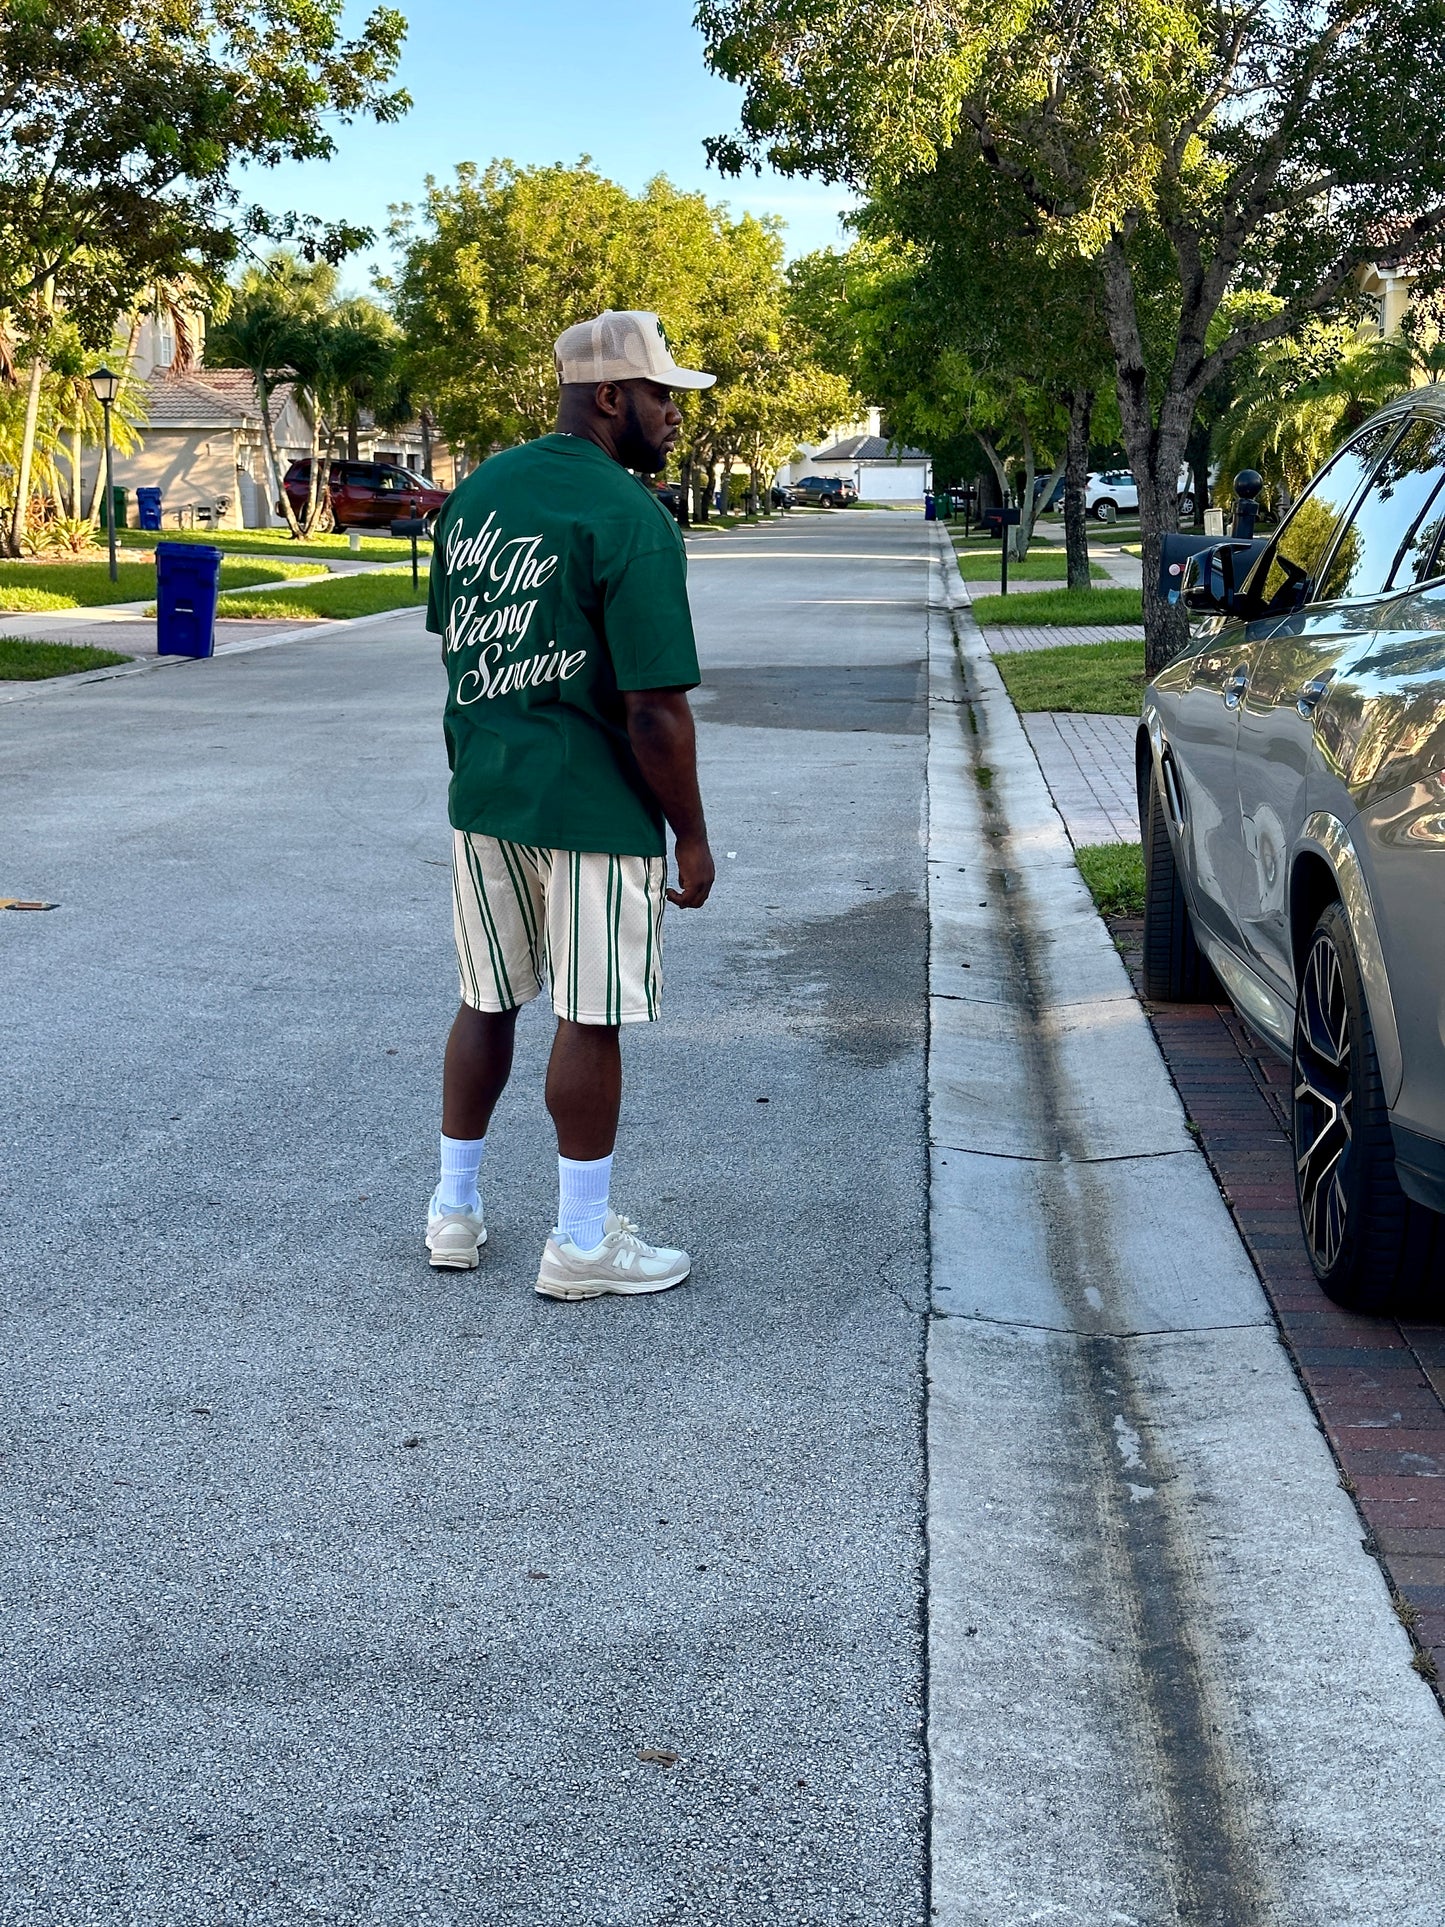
left=775, top=405, right=933, bottom=502
left=88, top=313, right=455, bottom=529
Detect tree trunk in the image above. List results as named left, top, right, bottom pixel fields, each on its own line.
left=69, top=407, right=84, bottom=520
left=346, top=406, right=359, bottom=462
left=1186, top=421, right=1211, bottom=529
left=1101, top=241, right=1192, bottom=673
left=303, top=398, right=327, bottom=534
left=1064, top=387, right=1094, bottom=592
left=258, top=375, right=303, bottom=538
left=8, top=285, right=53, bottom=556
left=1012, top=417, right=1037, bottom=560
left=421, top=410, right=434, bottom=481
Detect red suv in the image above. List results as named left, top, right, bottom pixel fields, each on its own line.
left=280, top=460, right=449, bottom=532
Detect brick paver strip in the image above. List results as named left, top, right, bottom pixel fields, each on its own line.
left=1113, top=916, right=1445, bottom=1690
left=985, top=622, right=1146, bottom=652
left=1022, top=711, right=1140, bottom=846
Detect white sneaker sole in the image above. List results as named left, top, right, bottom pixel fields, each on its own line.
left=426, top=1226, right=488, bottom=1270
left=535, top=1259, right=690, bottom=1302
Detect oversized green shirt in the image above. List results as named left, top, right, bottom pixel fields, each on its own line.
left=425, top=434, right=700, bottom=856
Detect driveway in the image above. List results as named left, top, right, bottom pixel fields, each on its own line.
left=0, top=513, right=931, bottom=1923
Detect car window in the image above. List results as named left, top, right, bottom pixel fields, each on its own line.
left=376, top=469, right=405, bottom=491
left=1255, top=419, right=1403, bottom=611
left=1317, top=415, right=1445, bottom=601
left=1384, top=422, right=1445, bottom=586
left=350, top=465, right=382, bottom=488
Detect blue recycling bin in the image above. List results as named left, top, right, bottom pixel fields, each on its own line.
left=135, top=486, right=163, bottom=532
left=155, top=542, right=223, bottom=659
left=924, top=491, right=936, bottom=521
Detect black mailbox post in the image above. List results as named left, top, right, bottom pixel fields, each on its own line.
left=993, top=505, right=1022, bottom=595
left=391, top=516, right=429, bottom=589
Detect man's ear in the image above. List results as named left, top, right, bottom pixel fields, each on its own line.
left=594, top=381, right=624, bottom=418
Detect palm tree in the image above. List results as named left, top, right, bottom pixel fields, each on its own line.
left=207, top=253, right=337, bottom=537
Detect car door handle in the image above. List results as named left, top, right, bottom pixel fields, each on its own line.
left=1296, top=674, right=1333, bottom=718
left=1223, top=664, right=1250, bottom=709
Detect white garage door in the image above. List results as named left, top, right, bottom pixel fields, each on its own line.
left=857, top=465, right=929, bottom=501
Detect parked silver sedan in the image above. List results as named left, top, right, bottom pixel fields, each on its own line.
left=1139, top=390, right=1445, bottom=1309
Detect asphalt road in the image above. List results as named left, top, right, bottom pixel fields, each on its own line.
left=0, top=510, right=930, bottom=1924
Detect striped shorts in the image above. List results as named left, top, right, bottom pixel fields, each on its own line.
left=452, top=831, right=667, bottom=1025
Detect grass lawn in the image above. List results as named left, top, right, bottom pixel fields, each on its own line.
left=118, top=527, right=434, bottom=563
left=991, top=638, right=1144, bottom=715
left=213, top=571, right=426, bottom=621
left=0, top=556, right=326, bottom=612
left=971, top=585, right=1143, bottom=626
left=0, top=637, right=135, bottom=680
left=955, top=554, right=1109, bottom=582
left=1076, top=841, right=1145, bottom=918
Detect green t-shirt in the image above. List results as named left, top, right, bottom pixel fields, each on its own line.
left=425, top=434, right=700, bottom=856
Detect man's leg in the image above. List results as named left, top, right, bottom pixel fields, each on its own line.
left=430, top=1005, right=518, bottom=1240
left=444, top=1004, right=520, bottom=1140
left=544, top=1018, right=621, bottom=1159
left=533, top=852, right=687, bottom=1298
left=544, top=1019, right=620, bottom=1254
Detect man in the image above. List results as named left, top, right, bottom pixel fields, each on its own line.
left=422, top=310, right=716, bottom=1301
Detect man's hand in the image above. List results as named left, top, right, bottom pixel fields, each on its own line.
left=669, top=831, right=715, bottom=908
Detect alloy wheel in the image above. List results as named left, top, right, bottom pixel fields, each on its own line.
left=1293, top=928, right=1354, bottom=1273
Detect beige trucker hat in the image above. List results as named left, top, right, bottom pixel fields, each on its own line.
left=553, top=310, right=715, bottom=390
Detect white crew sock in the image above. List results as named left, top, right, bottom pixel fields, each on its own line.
left=556, top=1153, right=612, bottom=1252
left=438, top=1133, right=486, bottom=1214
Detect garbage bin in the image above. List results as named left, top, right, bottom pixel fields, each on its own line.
left=135, top=487, right=163, bottom=532
left=155, top=543, right=223, bottom=659
left=99, top=484, right=128, bottom=531
left=924, top=491, right=936, bottom=522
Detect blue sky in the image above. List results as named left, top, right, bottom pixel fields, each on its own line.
left=238, top=0, right=858, bottom=295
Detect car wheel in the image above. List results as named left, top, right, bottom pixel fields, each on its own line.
left=1178, top=492, right=1196, bottom=521
left=1141, top=765, right=1220, bottom=1001
left=1292, top=901, right=1445, bottom=1310
left=314, top=500, right=336, bottom=534
left=1095, top=499, right=1117, bottom=523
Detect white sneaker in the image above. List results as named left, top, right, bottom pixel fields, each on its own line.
left=535, top=1210, right=690, bottom=1301
left=425, top=1192, right=488, bottom=1270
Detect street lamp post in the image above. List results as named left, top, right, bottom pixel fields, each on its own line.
left=88, top=366, right=120, bottom=583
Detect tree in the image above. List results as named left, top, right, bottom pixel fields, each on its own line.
left=0, top=0, right=407, bottom=552
left=699, top=0, right=1445, bottom=668
left=388, top=162, right=719, bottom=457
left=387, top=161, right=854, bottom=520
left=207, top=254, right=338, bottom=538
left=327, top=299, right=403, bottom=462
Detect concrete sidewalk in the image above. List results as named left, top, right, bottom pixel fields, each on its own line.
left=925, top=523, right=1445, bottom=1922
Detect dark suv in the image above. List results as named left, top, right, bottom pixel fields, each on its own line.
left=787, top=475, right=858, bottom=508
left=280, top=460, right=449, bottom=532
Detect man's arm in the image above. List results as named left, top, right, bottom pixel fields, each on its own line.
left=622, top=689, right=715, bottom=908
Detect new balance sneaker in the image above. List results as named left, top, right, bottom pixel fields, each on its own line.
left=425, top=1192, right=488, bottom=1270
left=535, top=1210, right=690, bottom=1301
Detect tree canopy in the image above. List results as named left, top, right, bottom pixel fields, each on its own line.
left=700, top=0, right=1445, bottom=662
left=388, top=160, right=856, bottom=513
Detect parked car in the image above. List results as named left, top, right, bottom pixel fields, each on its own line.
left=787, top=475, right=858, bottom=508
left=1087, top=468, right=1196, bottom=523
left=279, top=459, right=449, bottom=532
left=1139, top=389, right=1445, bottom=1308
left=648, top=481, right=684, bottom=522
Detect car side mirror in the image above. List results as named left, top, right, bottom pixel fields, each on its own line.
left=1162, top=535, right=1268, bottom=615
left=1181, top=547, right=1234, bottom=613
